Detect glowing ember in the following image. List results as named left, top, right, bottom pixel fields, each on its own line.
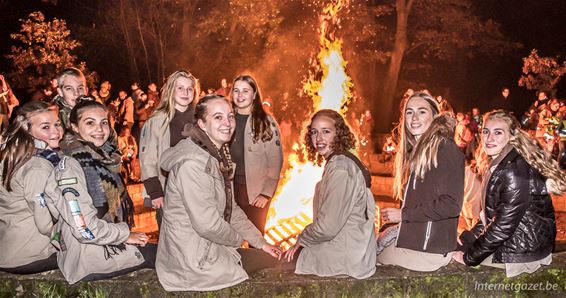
left=265, top=0, right=353, bottom=246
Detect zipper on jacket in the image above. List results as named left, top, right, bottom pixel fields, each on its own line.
left=423, top=221, right=432, bottom=250
left=394, top=173, right=412, bottom=247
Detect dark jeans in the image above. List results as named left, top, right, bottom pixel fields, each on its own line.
left=234, top=181, right=270, bottom=236
left=0, top=253, right=58, bottom=274
left=81, top=243, right=157, bottom=282
left=237, top=248, right=279, bottom=275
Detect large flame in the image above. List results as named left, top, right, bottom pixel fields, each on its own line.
left=265, top=0, right=353, bottom=249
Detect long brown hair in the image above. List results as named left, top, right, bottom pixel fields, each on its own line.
left=477, top=110, right=566, bottom=193
left=231, top=75, right=273, bottom=143
left=304, top=109, right=356, bottom=166
left=393, top=92, right=443, bottom=200
left=0, top=102, right=59, bottom=191
left=152, top=70, right=199, bottom=128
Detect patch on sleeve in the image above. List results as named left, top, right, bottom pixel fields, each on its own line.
left=62, top=187, right=80, bottom=197
left=68, top=200, right=95, bottom=240
left=58, top=178, right=78, bottom=186
left=36, top=193, right=47, bottom=207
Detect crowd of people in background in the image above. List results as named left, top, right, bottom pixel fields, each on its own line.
left=0, top=66, right=565, bottom=291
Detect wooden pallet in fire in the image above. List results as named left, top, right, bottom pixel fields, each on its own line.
left=264, top=212, right=312, bottom=250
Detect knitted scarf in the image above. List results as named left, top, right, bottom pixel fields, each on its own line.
left=60, top=133, right=135, bottom=228
left=184, top=125, right=234, bottom=223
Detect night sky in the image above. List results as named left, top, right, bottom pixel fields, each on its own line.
left=1, top=0, right=565, bottom=130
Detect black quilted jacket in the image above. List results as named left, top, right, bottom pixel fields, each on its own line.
left=463, top=149, right=556, bottom=266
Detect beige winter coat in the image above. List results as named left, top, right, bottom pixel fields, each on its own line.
left=44, top=156, right=144, bottom=284
left=156, top=138, right=268, bottom=291
left=139, top=112, right=170, bottom=197
left=0, top=157, right=56, bottom=268
left=296, top=155, right=377, bottom=279
left=242, top=115, right=283, bottom=201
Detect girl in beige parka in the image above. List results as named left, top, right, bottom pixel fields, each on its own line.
left=0, top=102, right=62, bottom=274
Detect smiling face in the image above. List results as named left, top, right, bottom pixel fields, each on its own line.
left=57, top=75, right=87, bottom=108
left=173, top=77, right=195, bottom=112
left=309, top=115, right=336, bottom=158
left=29, top=110, right=63, bottom=149
left=72, top=107, right=111, bottom=147
left=197, top=99, right=235, bottom=148
left=232, top=80, right=255, bottom=115
left=481, top=118, right=513, bottom=158
left=405, top=96, right=435, bottom=139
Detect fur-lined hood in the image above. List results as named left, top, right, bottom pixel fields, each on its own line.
left=410, top=113, right=456, bottom=181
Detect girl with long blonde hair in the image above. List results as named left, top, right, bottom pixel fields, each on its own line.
left=139, top=70, right=199, bottom=227
left=377, top=92, right=464, bottom=272
left=453, top=110, right=563, bottom=277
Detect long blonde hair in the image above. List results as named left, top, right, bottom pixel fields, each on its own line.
left=152, top=70, right=199, bottom=128
left=477, top=110, right=566, bottom=193
left=0, top=102, right=58, bottom=191
left=393, top=92, right=445, bottom=200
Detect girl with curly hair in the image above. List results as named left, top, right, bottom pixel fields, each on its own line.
left=377, top=92, right=464, bottom=271
left=230, top=75, right=283, bottom=235
left=453, top=110, right=564, bottom=277
left=283, top=109, right=376, bottom=279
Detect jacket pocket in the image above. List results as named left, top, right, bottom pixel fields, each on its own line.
left=196, top=239, right=213, bottom=270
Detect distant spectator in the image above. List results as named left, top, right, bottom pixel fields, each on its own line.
left=147, top=82, right=159, bottom=106
left=136, top=93, right=156, bottom=130
left=118, top=126, right=139, bottom=183
left=215, top=78, right=230, bottom=98
left=99, top=81, right=112, bottom=104
left=53, top=67, right=87, bottom=131
left=118, top=90, right=134, bottom=131
left=380, top=135, right=396, bottom=163
left=0, top=75, right=20, bottom=130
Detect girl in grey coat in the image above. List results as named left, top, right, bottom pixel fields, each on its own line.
left=45, top=100, right=155, bottom=284
left=0, top=102, right=62, bottom=274
left=284, top=109, right=377, bottom=279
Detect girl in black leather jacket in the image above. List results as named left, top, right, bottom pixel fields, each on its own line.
left=453, top=110, right=565, bottom=277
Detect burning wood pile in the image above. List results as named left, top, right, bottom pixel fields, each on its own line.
left=264, top=0, right=355, bottom=247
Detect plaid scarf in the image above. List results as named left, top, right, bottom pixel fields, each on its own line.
left=61, top=133, right=135, bottom=227
left=184, top=125, right=234, bottom=223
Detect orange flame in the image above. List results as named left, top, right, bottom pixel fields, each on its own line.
left=265, top=0, right=353, bottom=248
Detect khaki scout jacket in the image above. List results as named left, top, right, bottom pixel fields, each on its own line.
left=156, top=138, right=268, bottom=291
left=44, top=157, right=144, bottom=284
left=0, top=157, right=56, bottom=268
left=242, top=115, right=283, bottom=202
left=297, top=155, right=377, bottom=279
left=139, top=112, right=170, bottom=198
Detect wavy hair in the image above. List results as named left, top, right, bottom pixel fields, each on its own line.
left=0, top=101, right=59, bottom=191
left=393, top=92, right=444, bottom=200
left=304, top=109, right=356, bottom=166
left=152, top=70, right=199, bottom=128
left=231, top=75, right=274, bottom=143
left=477, top=110, right=565, bottom=193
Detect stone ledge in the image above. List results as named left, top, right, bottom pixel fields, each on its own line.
left=1, top=252, right=565, bottom=297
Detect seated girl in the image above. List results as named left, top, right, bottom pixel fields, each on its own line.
left=377, top=92, right=464, bottom=271
left=155, top=95, right=281, bottom=291
left=45, top=100, right=155, bottom=284
left=283, top=109, right=376, bottom=279
left=0, top=102, right=62, bottom=274
left=453, top=110, right=564, bottom=277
